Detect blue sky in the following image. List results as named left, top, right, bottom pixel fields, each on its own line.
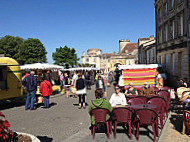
left=0, top=0, right=155, bottom=64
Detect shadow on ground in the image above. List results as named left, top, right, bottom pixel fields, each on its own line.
left=37, top=136, right=53, bottom=142
left=170, top=113, right=190, bottom=135
left=0, top=99, right=25, bottom=110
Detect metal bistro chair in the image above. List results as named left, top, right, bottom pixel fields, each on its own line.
left=160, top=86, right=171, bottom=92
left=158, top=91, right=170, bottom=116
left=148, top=97, right=167, bottom=130
left=128, top=97, right=146, bottom=106
left=90, top=108, right=111, bottom=139
left=134, top=109, right=158, bottom=142
left=182, top=110, right=190, bottom=135
left=112, top=107, right=133, bottom=139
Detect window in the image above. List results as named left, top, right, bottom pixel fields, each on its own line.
left=165, top=24, right=168, bottom=41
left=161, top=55, right=165, bottom=69
left=180, top=15, right=183, bottom=36
left=172, top=20, right=175, bottom=39
left=178, top=52, right=183, bottom=78
left=172, top=53, right=175, bottom=75
left=0, top=66, right=7, bottom=90
left=172, top=0, right=175, bottom=8
left=178, top=0, right=184, bottom=4
left=159, top=27, right=163, bottom=43
left=188, top=20, right=190, bottom=39
left=177, top=14, right=184, bottom=36
left=92, top=57, right=96, bottom=62
left=166, top=54, right=169, bottom=73
left=86, top=58, right=89, bottom=63
left=165, top=2, right=168, bottom=14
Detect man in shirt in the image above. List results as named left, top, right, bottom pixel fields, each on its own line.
left=140, top=82, right=154, bottom=96
left=109, top=85, right=127, bottom=107
left=22, top=70, right=37, bottom=110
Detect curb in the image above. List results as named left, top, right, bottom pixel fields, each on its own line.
left=17, top=132, right=40, bottom=142
left=158, top=111, right=171, bottom=142
left=62, top=128, right=90, bottom=142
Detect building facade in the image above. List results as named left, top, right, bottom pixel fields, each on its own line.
left=155, top=0, right=190, bottom=85
left=81, top=40, right=138, bottom=73
left=138, top=36, right=156, bottom=64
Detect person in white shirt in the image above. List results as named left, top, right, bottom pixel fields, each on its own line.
left=109, top=85, right=127, bottom=107
left=71, top=71, right=78, bottom=98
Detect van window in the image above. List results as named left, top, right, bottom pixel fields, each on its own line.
left=0, top=66, right=7, bottom=90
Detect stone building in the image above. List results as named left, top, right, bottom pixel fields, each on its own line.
left=138, top=36, right=156, bottom=64
left=155, top=0, right=190, bottom=85
left=81, top=40, right=138, bottom=72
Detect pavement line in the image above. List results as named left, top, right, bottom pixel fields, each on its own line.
left=62, top=128, right=90, bottom=142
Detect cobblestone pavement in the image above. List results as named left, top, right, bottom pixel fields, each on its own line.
left=163, top=112, right=190, bottom=142
left=1, top=84, right=190, bottom=142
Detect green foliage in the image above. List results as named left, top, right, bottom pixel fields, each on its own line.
left=19, top=38, right=47, bottom=64
left=81, top=63, right=96, bottom=67
left=52, top=46, right=79, bottom=68
left=0, top=35, right=24, bottom=60
left=0, top=35, right=47, bottom=65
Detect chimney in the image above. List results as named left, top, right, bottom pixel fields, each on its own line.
left=119, top=39, right=130, bottom=52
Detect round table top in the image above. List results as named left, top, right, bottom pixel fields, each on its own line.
left=130, top=104, right=157, bottom=109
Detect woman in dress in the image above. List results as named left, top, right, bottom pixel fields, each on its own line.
left=76, top=74, right=86, bottom=109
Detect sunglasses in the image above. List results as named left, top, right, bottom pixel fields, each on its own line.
left=115, top=87, right=120, bottom=90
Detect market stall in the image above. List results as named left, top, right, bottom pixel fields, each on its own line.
left=20, top=63, right=64, bottom=94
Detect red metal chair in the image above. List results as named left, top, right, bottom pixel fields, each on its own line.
left=112, top=107, right=132, bottom=139
left=90, top=108, right=111, bottom=139
left=147, top=97, right=167, bottom=130
left=135, top=96, right=148, bottom=104
left=160, top=86, right=171, bottom=92
left=158, top=91, right=170, bottom=116
left=182, top=110, right=190, bottom=135
left=134, top=109, right=158, bottom=142
left=128, top=97, right=146, bottom=105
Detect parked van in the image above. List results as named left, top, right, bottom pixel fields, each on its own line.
left=0, top=57, right=23, bottom=100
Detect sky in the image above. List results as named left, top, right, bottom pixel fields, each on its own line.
left=0, top=0, right=155, bottom=64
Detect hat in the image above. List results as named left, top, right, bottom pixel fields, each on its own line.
left=144, top=82, right=148, bottom=85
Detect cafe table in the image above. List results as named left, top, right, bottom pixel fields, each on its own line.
left=130, top=104, right=157, bottom=110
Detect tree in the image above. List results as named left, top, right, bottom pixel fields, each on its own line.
left=52, top=46, right=79, bottom=68
left=0, top=35, right=24, bottom=61
left=19, top=38, right=47, bottom=65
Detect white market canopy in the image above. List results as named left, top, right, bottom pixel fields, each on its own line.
left=20, top=63, right=64, bottom=70
left=63, top=67, right=99, bottom=71
left=118, top=64, right=161, bottom=70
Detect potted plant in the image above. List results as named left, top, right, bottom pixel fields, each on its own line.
left=0, top=112, right=40, bottom=142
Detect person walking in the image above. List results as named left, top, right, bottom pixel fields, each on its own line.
left=76, top=74, right=86, bottom=109
left=64, top=73, right=71, bottom=98
left=85, top=72, right=91, bottom=89
left=39, top=76, right=53, bottom=108
left=59, top=72, right=65, bottom=93
left=71, top=71, right=78, bottom=98
left=22, top=70, right=37, bottom=110
left=96, top=76, right=106, bottom=92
